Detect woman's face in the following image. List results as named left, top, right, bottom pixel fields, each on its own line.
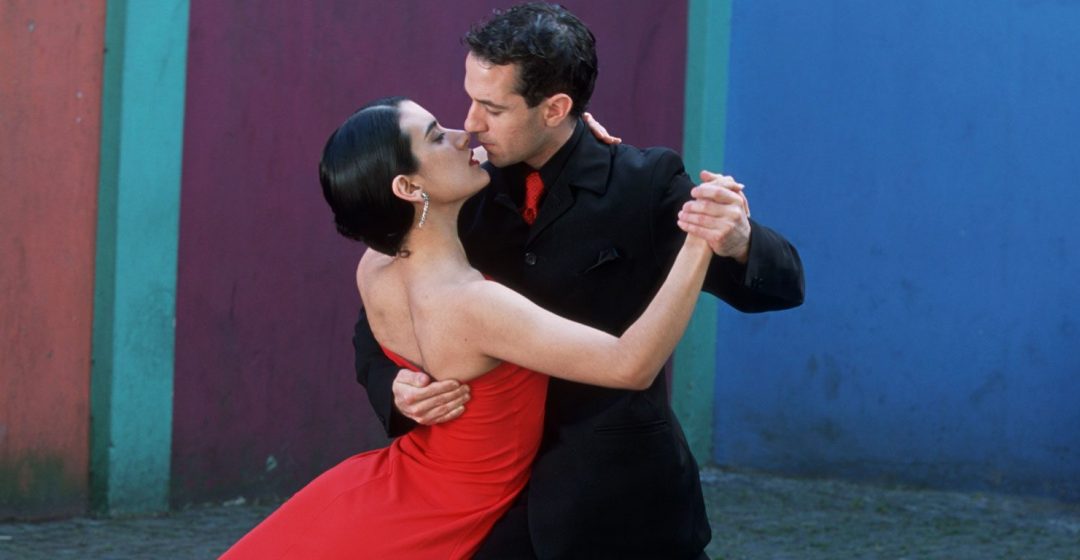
left=398, top=101, right=489, bottom=201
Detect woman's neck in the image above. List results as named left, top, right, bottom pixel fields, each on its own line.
left=395, top=203, right=470, bottom=274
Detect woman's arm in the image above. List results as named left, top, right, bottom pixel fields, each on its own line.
left=461, top=235, right=712, bottom=389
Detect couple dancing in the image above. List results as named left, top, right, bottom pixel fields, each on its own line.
left=225, top=3, right=803, bottom=559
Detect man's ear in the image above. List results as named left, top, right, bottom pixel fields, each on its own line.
left=542, top=93, right=574, bottom=127
left=391, top=174, right=424, bottom=203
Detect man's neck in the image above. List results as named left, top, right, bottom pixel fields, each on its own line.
left=524, top=119, right=576, bottom=170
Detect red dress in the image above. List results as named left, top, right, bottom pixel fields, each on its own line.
left=222, top=348, right=548, bottom=559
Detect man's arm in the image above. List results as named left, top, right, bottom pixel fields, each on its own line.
left=700, top=216, right=805, bottom=312
left=652, top=153, right=805, bottom=312
left=353, top=307, right=417, bottom=437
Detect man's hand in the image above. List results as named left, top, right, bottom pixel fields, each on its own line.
left=677, top=170, right=751, bottom=264
left=392, top=368, right=471, bottom=425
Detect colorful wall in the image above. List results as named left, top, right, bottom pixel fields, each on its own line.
left=8, top=0, right=1076, bottom=521
left=712, top=0, right=1080, bottom=501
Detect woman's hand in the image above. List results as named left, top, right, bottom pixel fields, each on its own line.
left=584, top=112, right=622, bottom=145
left=679, top=222, right=712, bottom=255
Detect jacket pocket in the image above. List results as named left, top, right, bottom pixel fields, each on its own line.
left=579, top=247, right=621, bottom=275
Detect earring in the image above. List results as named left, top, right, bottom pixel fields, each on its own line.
left=417, top=191, right=430, bottom=228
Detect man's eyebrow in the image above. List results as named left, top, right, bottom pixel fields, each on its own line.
left=478, top=99, right=509, bottom=111
left=425, top=120, right=438, bottom=138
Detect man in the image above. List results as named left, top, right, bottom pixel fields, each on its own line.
left=353, top=3, right=804, bottom=558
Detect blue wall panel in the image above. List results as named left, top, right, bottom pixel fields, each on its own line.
left=716, top=0, right=1080, bottom=500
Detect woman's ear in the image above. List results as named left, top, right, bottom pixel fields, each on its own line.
left=391, top=174, right=423, bottom=203
left=542, top=93, right=573, bottom=127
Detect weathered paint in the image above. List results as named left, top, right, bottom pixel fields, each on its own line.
left=90, top=0, right=190, bottom=514
left=673, top=0, right=733, bottom=466
left=0, top=0, right=106, bottom=520
left=172, top=0, right=687, bottom=505
left=717, top=0, right=1080, bottom=501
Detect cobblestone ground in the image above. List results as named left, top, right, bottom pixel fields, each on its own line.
left=701, top=470, right=1080, bottom=560
left=1, top=468, right=1077, bottom=559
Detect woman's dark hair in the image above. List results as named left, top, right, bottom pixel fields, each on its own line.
left=464, top=2, right=597, bottom=117
left=319, top=96, right=419, bottom=256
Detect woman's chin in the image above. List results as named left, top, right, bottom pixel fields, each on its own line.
left=472, top=170, right=491, bottom=192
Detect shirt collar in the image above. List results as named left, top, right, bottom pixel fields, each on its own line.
left=536, top=118, right=584, bottom=187
left=489, top=118, right=588, bottom=206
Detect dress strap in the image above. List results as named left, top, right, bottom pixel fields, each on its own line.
left=379, top=345, right=422, bottom=372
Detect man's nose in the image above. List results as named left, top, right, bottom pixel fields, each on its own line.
left=464, top=103, right=484, bottom=133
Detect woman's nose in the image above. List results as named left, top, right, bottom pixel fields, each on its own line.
left=452, top=129, right=471, bottom=149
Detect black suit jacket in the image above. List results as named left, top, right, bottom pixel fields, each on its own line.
left=353, top=120, right=804, bottom=558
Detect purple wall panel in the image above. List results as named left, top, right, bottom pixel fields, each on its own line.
left=174, top=0, right=687, bottom=504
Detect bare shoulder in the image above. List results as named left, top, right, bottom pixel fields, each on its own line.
left=356, top=250, right=395, bottom=296
left=413, top=273, right=495, bottom=333
left=415, top=274, right=510, bottom=379
left=446, top=276, right=535, bottom=327
left=427, top=271, right=493, bottom=309
left=454, top=274, right=507, bottom=300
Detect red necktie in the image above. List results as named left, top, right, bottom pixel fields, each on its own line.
left=522, top=170, right=544, bottom=225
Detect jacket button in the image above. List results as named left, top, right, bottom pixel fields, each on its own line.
left=524, top=252, right=537, bottom=266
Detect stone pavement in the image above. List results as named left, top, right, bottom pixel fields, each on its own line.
left=699, top=470, right=1079, bottom=560
left=1, top=468, right=1078, bottom=559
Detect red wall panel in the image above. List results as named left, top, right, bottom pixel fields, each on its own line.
left=0, top=0, right=106, bottom=519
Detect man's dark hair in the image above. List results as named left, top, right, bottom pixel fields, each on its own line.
left=464, top=2, right=597, bottom=117
left=319, top=96, right=419, bottom=256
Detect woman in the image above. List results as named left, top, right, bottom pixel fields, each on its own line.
left=222, top=97, right=711, bottom=559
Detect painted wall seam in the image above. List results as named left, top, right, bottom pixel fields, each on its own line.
left=673, top=0, right=734, bottom=465
left=90, top=0, right=191, bottom=515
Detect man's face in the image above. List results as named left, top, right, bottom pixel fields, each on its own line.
left=463, top=52, right=548, bottom=168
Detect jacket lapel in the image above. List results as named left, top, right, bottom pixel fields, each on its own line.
left=527, top=133, right=613, bottom=245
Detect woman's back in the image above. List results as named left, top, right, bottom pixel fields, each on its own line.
left=358, top=251, right=502, bottom=380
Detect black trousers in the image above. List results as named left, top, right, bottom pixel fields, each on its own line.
left=473, top=492, right=710, bottom=560
left=473, top=493, right=535, bottom=559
